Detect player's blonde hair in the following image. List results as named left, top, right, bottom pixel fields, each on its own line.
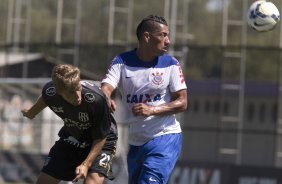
left=51, top=64, right=80, bottom=93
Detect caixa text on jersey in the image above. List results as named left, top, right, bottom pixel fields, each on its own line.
left=126, top=94, right=161, bottom=103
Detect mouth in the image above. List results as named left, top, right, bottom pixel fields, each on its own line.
left=77, top=99, right=82, bottom=104
left=73, top=99, right=81, bottom=106
left=162, top=48, right=168, bottom=52
left=163, top=45, right=169, bottom=51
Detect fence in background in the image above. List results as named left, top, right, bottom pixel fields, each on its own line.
left=1, top=45, right=282, bottom=183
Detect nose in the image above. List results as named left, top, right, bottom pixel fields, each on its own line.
left=165, top=37, right=170, bottom=45
left=74, top=91, right=81, bottom=101
left=76, top=91, right=81, bottom=98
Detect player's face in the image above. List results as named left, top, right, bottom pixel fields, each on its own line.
left=60, top=85, right=82, bottom=106
left=148, top=23, right=170, bottom=55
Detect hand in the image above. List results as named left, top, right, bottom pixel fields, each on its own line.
left=21, top=108, right=35, bottom=119
left=132, top=103, right=154, bottom=117
left=72, top=163, right=89, bottom=183
left=109, top=99, right=117, bottom=113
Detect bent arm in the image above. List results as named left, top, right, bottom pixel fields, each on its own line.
left=21, top=95, right=47, bottom=119
left=132, top=89, right=188, bottom=117
left=153, top=89, right=188, bottom=115
left=72, top=137, right=107, bottom=182
left=82, top=137, right=107, bottom=167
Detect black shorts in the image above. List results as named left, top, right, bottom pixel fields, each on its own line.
left=41, top=136, right=117, bottom=181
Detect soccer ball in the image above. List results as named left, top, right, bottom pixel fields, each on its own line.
left=247, top=0, right=280, bottom=32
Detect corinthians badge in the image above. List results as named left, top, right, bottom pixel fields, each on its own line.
left=151, top=71, right=164, bottom=86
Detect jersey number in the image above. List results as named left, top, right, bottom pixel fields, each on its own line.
left=99, top=153, right=111, bottom=168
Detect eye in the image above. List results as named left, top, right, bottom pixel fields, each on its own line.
left=68, top=90, right=76, bottom=95
left=160, top=32, right=168, bottom=38
left=149, top=32, right=169, bottom=39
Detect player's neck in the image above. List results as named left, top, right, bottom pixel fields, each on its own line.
left=136, top=47, right=156, bottom=62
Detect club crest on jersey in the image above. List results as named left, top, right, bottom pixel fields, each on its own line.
left=84, top=93, right=95, bottom=103
left=151, top=71, right=164, bottom=86
left=46, top=87, right=56, bottom=96
left=78, top=112, right=89, bottom=122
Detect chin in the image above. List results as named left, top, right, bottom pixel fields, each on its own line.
left=159, top=50, right=167, bottom=55
left=73, top=101, right=81, bottom=106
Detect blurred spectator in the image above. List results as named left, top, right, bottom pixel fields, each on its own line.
left=4, top=95, right=22, bottom=122
left=0, top=99, right=9, bottom=122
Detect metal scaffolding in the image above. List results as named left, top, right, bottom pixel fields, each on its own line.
left=6, top=0, right=32, bottom=78
left=218, top=0, right=282, bottom=167
left=56, top=0, right=81, bottom=66
left=166, top=0, right=192, bottom=62
left=218, top=0, right=248, bottom=165
left=108, top=0, right=133, bottom=47
left=276, top=0, right=282, bottom=167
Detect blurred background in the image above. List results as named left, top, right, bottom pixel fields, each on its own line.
left=1, top=0, right=282, bottom=183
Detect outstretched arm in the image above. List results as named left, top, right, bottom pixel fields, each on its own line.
left=21, top=95, right=47, bottom=119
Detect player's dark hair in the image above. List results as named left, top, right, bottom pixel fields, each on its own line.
left=136, top=15, right=168, bottom=41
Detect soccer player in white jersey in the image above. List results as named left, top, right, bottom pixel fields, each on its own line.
left=101, top=15, right=188, bottom=184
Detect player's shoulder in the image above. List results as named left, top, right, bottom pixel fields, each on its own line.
left=158, top=54, right=179, bottom=67
left=42, top=81, right=57, bottom=97
left=111, top=50, right=134, bottom=65
left=111, top=49, right=135, bottom=65
left=81, top=80, right=106, bottom=103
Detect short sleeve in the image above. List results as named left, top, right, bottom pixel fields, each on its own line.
left=169, top=58, right=187, bottom=92
left=41, top=81, right=58, bottom=105
left=101, top=56, right=123, bottom=89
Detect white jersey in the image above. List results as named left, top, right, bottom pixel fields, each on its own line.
left=102, top=49, right=187, bottom=146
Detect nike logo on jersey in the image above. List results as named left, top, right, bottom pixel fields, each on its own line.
left=148, top=177, right=157, bottom=182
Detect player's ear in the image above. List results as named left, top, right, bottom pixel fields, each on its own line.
left=144, top=32, right=150, bottom=43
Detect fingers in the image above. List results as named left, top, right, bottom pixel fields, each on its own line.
left=72, top=169, right=80, bottom=183
left=72, top=173, right=84, bottom=183
left=21, top=109, right=34, bottom=119
left=107, top=100, right=116, bottom=113
left=21, top=110, right=28, bottom=118
left=72, top=176, right=79, bottom=183
left=132, top=103, right=151, bottom=116
left=72, top=168, right=85, bottom=183
left=131, top=104, right=139, bottom=115
left=21, top=109, right=26, bottom=114
left=111, top=100, right=117, bottom=112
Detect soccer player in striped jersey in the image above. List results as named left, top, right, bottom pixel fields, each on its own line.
left=21, top=64, right=117, bottom=184
left=101, top=15, right=188, bottom=184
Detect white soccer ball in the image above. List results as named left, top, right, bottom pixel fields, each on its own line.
left=247, top=0, right=280, bottom=32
